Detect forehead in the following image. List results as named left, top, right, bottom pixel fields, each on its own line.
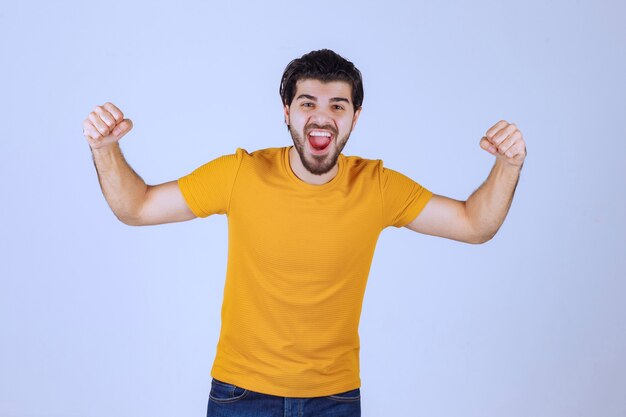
left=294, top=79, right=352, bottom=101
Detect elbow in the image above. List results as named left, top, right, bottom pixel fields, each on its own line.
left=116, top=212, right=144, bottom=226
left=121, top=217, right=145, bottom=227
left=463, top=204, right=498, bottom=244
left=469, top=233, right=495, bottom=245
left=110, top=193, right=148, bottom=226
left=466, top=226, right=497, bottom=245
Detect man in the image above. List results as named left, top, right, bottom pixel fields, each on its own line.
left=83, top=49, right=526, bottom=417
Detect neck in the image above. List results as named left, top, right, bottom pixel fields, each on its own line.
left=288, top=146, right=339, bottom=185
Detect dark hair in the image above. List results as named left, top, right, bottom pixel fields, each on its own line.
left=279, top=49, right=364, bottom=112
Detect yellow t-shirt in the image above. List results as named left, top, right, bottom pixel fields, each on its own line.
left=177, top=146, right=432, bottom=397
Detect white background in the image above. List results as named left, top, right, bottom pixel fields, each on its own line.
left=1, top=1, right=625, bottom=416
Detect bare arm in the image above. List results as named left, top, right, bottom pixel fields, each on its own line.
left=464, top=159, right=521, bottom=241
left=406, top=120, right=526, bottom=244
left=137, top=180, right=196, bottom=225
left=84, top=102, right=196, bottom=226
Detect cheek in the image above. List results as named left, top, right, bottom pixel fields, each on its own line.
left=339, top=120, right=353, bottom=134
left=289, top=113, right=307, bottom=128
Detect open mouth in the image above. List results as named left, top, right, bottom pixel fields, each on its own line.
left=307, top=130, right=333, bottom=152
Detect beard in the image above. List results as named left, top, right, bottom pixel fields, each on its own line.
left=288, top=124, right=352, bottom=176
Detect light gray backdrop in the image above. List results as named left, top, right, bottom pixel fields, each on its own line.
left=1, top=1, right=624, bottom=416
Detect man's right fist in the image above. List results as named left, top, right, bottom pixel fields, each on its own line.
left=83, top=102, right=133, bottom=150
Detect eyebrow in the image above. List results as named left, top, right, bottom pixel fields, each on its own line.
left=295, top=94, right=351, bottom=104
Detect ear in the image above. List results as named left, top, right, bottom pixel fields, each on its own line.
left=283, top=104, right=290, bottom=126
left=351, top=107, right=362, bottom=130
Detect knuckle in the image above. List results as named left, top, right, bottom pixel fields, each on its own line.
left=86, top=130, right=99, bottom=140
left=101, top=112, right=114, bottom=126
left=106, top=102, right=124, bottom=120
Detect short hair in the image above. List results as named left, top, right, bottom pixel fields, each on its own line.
left=279, top=49, right=364, bottom=112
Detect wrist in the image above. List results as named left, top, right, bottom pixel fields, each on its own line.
left=90, top=142, right=120, bottom=155
left=495, top=156, right=524, bottom=172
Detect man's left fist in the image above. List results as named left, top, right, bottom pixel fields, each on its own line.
left=480, top=120, right=527, bottom=168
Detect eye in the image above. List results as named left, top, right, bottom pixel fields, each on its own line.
left=333, top=105, right=345, bottom=110
left=302, top=102, right=314, bottom=108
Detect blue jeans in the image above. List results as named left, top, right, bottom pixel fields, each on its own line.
left=207, top=378, right=361, bottom=417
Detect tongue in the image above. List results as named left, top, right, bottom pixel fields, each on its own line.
left=310, top=136, right=331, bottom=149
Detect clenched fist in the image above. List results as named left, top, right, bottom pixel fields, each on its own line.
left=479, top=120, right=527, bottom=168
left=83, top=102, right=133, bottom=150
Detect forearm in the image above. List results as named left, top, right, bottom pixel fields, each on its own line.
left=90, top=143, right=147, bottom=224
left=465, top=159, right=522, bottom=242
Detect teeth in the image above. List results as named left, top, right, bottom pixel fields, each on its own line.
left=310, top=131, right=331, bottom=137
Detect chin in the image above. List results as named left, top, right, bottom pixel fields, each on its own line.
left=302, top=153, right=336, bottom=175
left=290, top=126, right=349, bottom=175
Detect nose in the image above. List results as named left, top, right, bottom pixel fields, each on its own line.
left=308, top=106, right=334, bottom=126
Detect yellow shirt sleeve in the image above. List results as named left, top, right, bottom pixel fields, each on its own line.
left=379, top=164, right=433, bottom=228
left=177, top=148, right=244, bottom=218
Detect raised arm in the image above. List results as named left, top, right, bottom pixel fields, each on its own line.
left=83, top=102, right=196, bottom=226
left=405, top=120, right=526, bottom=244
